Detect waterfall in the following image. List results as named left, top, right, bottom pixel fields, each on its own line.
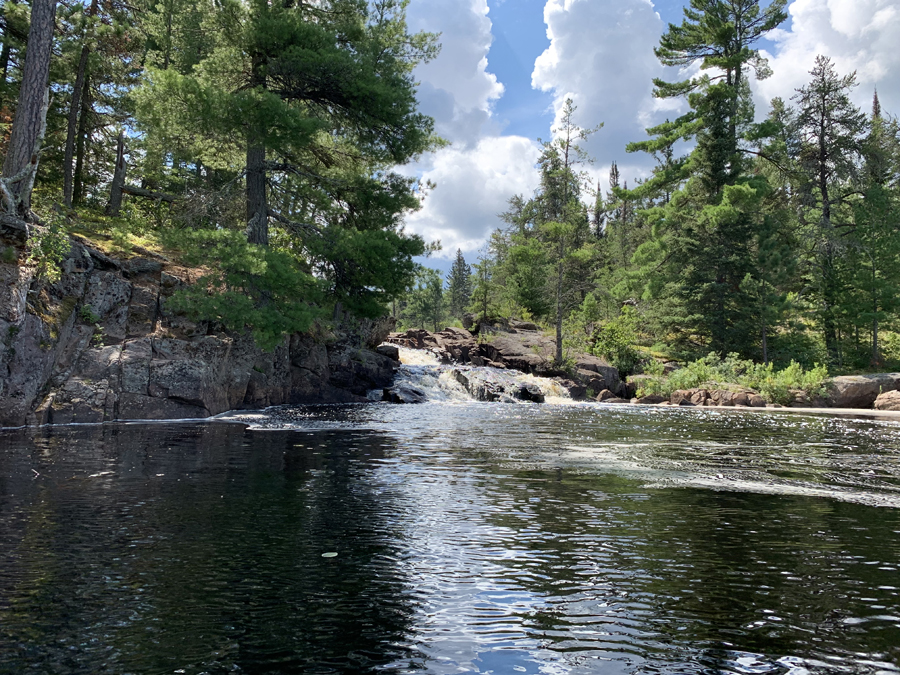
left=380, top=346, right=572, bottom=404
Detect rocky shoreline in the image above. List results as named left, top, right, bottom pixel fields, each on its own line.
left=384, top=327, right=900, bottom=413
left=4, top=232, right=900, bottom=430
left=0, top=234, right=399, bottom=428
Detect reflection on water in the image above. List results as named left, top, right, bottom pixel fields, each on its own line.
left=1, top=403, right=900, bottom=674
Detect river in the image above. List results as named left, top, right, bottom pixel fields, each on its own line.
left=1, top=397, right=900, bottom=674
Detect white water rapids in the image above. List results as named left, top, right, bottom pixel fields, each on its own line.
left=379, top=346, right=573, bottom=404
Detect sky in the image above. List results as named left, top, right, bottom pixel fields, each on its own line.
left=400, top=0, right=900, bottom=271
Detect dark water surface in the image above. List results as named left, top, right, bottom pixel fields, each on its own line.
left=1, top=402, right=900, bottom=674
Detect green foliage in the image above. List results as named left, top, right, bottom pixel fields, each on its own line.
left=398, top=266, right=445, bottom=332
left=590, top=307, right=641, bottom=375
left=446, top=249, right=472, bottom=319
left=636, top=352, right=829, bottom=405
left=164, top=230, right=323, bottom=351
left=26, top=219, right=71, bottom=283
left=79, top=305, right=101, bottom=324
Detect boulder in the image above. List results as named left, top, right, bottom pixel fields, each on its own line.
left=874, top=390, right=900, bottom=411
left=827, top=374, right=900, bottom=408
left=749, top=394, right=767, bottom=407
left=516, top=383, right=545, bottom=403
left=599, top=397, right=630, bottom=404
left=376, top=343, right=400, bottom=361
left=450, top=369, right=503, bottom=402
left=708, top=390, right=735, bottom=407
left=596, top=389, right=616, bottom=402
left=635, top=394, right=667, bottom=405
left=671, top=390, right=694, bottom=405
left=691, top=389, right=710, bottom=406
left=732, top=392, right=751, bottom=407
left=383, top=383, right=427, bottom=404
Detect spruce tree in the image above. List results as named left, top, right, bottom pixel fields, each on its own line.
left=446, top=249, right=472, bottom=320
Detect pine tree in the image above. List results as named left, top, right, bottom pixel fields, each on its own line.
left=446, top=249, right=472, bottom=320
left=538, top=98, right=601, bottom=364
left=628, top=0, right=789, bottom=356
left=793, top=55, right=867, bottom=365
left=403, top=267, right=444, bottom=332
left=1, top=0, right=56, bottom=218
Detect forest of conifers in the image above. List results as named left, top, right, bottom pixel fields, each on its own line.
left=402, top=1, right=900, bottom=375
left=1, top=0, right=440, bottom=349
left=2, top=0, right=899, bottom=374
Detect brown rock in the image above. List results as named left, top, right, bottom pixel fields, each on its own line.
left=690, top=389, right=710, bottom=406
left=874, top=390, right=900, bottom=411
left=827, top=374, right=900, bottom=408
left=709, top=390, right=735, bottom=406
left=376, top=343, right=400, bottom=361
left=749, top=394, right=767, bottom=407
left=670, top=389, right=694, bottom=405
left=636, top=394, right=667, bottom=404
left=732, top=392, right=751, bottom=406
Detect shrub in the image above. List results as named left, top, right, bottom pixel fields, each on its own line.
left=633, top=351, right=829, bottom=404
left=591, top=307, right=641, bottom=375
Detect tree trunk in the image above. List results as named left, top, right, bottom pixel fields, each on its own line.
left=1, top=0, right=56, bottom=217
left=63, top=43, right=89, bottom=207
left=245, top=53, right=268, bottom=246
left=821, top=247, right=840, bottom=365
left=63, top=0, right=98, bottom=206
left=555, top=255, right=563, bottom=366
left=0, top=41, right=10, bottom=109
left=872, top=262, right=880, bottom=365
left=105, top=130, right=126, bottom=216
left=761, top=322, right=768, bottom=366
left=72, top=73, right=91, bottom=206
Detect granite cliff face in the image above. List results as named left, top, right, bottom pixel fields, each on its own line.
left=0, top=231, right=396, bottom=427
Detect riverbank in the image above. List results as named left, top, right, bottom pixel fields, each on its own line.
left=0, top=231, right=398, bottom=427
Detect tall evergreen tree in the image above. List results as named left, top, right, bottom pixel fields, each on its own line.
left=1, top=0, right=56, bottom=218
left=628, top=0, right=789, bottom=356
left=446, top=249, right=472, bottom=320
left=793, top=55, right=867, bottom=364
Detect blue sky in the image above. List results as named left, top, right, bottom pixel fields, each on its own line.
left=402, top=0, right=900, bottom=270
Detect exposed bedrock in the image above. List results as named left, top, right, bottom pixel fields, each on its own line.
left=385, top=326, right=622, bottom=400
left=0, top=231, right=397, bottom=427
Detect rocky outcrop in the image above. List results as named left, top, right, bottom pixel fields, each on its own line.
left=0, top=235, right=397, bottom=427
left=386, top=326, right=621, bottom=399
left=826, top=374, right=900, bottom=409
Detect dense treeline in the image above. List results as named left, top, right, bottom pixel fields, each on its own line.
left=1, top=0, right=439, bottom=348
left=401, top=0, right=900, bottom=375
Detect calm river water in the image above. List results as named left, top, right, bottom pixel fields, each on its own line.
left=1, top=402, right=899, bottom=674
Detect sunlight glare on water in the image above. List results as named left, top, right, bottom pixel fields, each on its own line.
left=2, top=402, right=900, bottom=674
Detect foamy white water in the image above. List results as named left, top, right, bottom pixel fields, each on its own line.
left=387, top=345, right=571, bottom=404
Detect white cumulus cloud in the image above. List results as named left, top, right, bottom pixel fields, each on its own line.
left=531, top=0, right=667, bottom=185
left=407, top=0, right=505, bottom=146
left=758, top=0, right=900, bottom=115
left=404, top=136, right=543, bottom=257
left=401, top=0, right=542, bottom=257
